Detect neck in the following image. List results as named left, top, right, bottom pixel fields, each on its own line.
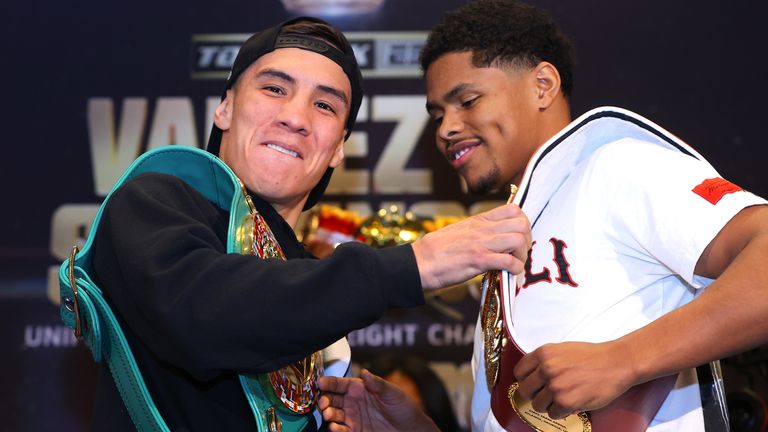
left=540, top=95, right=572, bottom=143
left=271, top=200, right=305, bottom=228
left=507, top=97, right=572, bottom=188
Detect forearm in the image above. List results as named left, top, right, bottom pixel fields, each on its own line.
left=97, top=175, right=425, bottom=377
left=621, top=231, right=768, bottom=385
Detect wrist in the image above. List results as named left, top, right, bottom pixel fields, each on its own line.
left=411, top=237, right=437, bottom=289
left=613, top=334, right=652, bottom=387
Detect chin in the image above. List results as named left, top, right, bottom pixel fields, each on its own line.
left=467, top=169, right=502, bottom=195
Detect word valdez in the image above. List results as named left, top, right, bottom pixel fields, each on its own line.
left=85, top=96, right=430, bottom=196
left=47, top=96, right=505, bottom=303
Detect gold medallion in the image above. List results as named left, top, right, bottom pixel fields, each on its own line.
left=237, top=183, right=323, bottom=415
left=508, top=383, right=592, bottom=432
left=482, top=184, right=519, bottom=389
left=482, top=270, right=505, bottom=388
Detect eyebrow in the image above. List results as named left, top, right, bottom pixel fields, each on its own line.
left=425, top=82, right=472, bottom=112
left=257, top=68, right=348, bottom=108
left=318, top=84, right=349, bottom=107
left=257, top=68, right=295, bottom=85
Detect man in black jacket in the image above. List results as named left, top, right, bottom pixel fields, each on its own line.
left=87, top=16, right=531, bottom=431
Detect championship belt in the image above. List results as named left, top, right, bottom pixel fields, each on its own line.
left=236, top=186, right=324, bottom=426
left=483, top=268, right=677, bottom=432
left=59, top=146, right=318, bottom=432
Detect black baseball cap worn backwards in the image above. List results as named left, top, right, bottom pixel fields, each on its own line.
left=207, top=16, right=363, bottom=210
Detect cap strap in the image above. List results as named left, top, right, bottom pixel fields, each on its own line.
left=274, top=34, right=346, bottom=68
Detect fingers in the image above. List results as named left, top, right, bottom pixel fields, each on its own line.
left=530, top=386, right=553, bottom=415
left=318, top=393, right=348, bottom=411
left=318, top=375, right=351, bottom=393
left=412, top=204, right=531, bottom=289
left=321, top=404, right=346, bottom=424
left=515, top=362, right=570, bottom=420
left=319, top=378, right=352, bottom=431
left=456, top=205, right=531, bottom=260
left=547, top=402, right=574, bottom=420
left=477, top=202, right=526, bottom=221
left=513, top=346, right=584, bottom=420
left=327, top=423, right=350, bottom=432
left=513, top=350, right=540, bottom=384
left=359, top=369, right=389, bottom=395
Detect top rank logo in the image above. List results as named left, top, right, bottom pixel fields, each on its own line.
left=191, top=32, right=427, bottom=79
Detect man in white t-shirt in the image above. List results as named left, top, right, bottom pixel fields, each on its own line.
left=317, top=1, right=768, bottom=431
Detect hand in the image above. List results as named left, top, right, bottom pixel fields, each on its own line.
left=304, top=234, right=336, bottom=259
left=318, top=369, right=440, bottom=432
left=411, top=203, right=531, bottom=290
left=513, top=340, right=637, bottom=419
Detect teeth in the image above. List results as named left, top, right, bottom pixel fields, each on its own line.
left=267, top=144, right=299, bottom=158
left=453, top=148, right=470, bottom=160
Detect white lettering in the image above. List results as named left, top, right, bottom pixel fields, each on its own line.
left=350, top=42, right=372, bottom=67
left=327, top=96, right=370, bottom=194
left=204, top=96, right=220, bottom=148
left=48, top=204, right=100, bottom=304
left=348, top=323, right=419, bottom=347
left=214, top=46, right=239, bottom=68
left=146, top=97, right=199, bottom=150
left=87, top=98, right=148, bottom=196
left=426, top=323, right=475, bottom=347
left=24, top=325, right=78, bottom=348
left=197, top=46, right=219, bottom=68
left=49, top=204, right=99, bottom=261
left=372, top=95, right=431, bottom=193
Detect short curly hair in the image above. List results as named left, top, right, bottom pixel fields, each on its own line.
left=420, top=0, right=575, bottom=97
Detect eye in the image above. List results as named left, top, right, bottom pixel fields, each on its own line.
left=263, top=85, right=285, bottom=95
left=315, top=101, right=337, bottom=114
left=428, top=110, right=443, bottom=125
left=461, top=96, right=479, bottom=108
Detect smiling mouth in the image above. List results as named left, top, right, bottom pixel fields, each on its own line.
left=266, top=143, right=300, bottom=159
left=452, top=147, right=471, bottom=160
left=449, top=143, right=479, bottom=162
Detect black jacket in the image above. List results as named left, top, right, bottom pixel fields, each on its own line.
left=90, top=172, right=424, bottom=431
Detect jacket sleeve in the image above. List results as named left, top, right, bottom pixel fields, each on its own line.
left=92, top=173, right=424, bottom=380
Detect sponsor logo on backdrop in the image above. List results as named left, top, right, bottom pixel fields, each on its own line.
left=191, top=32, right=426, bottom=79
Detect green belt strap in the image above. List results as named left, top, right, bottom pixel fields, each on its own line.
left=59, top=146, right=308, bottom=432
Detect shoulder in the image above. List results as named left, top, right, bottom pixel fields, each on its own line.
left=117, top=172, right=200, bottom=196
left=590, top=138, right=703, bottom=170
left=107, top=172, right=223, bottom=220
left=582, top=138, right=717, bottom=190
left=112, top=172, right=211, bottom=205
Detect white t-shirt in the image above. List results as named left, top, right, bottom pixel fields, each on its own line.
left=471, top=107, right=767, bottom=431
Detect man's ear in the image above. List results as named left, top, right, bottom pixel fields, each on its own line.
left=329, top=134, right=346, bottom=168
left=214, top=90, right=233, bottom=131
left=533, top=61, right=562, bottom=111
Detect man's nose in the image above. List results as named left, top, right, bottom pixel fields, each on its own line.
left=437, top=111, right=463, bottom=141
left=276, top=96, right=311, bottom=136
